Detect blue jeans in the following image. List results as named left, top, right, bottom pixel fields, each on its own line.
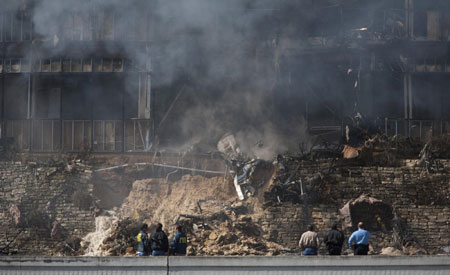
left=152, top=250, right=165, bottom=256
left=137, top=252, right=148, bottom=256
left=303, top=248, right=317, bottom=255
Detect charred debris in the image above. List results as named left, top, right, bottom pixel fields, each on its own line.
left=218, top=113, right=450, bottom=204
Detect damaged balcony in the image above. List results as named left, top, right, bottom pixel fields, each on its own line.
left=3, top=119, right=153, bottom=152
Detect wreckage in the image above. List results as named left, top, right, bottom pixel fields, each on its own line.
left=0, top=0, right=449, bottom=257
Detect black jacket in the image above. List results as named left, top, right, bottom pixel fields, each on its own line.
left=324, top=229, right=345, bottom=248
left=150, top=231, right=169, bottom=252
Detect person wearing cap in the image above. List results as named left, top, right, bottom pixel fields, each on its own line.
left=298, top=224, right=320, bottom=255
left=324, top=223, right=345, bottom=255
left=348, top=222, right=371, bottom=255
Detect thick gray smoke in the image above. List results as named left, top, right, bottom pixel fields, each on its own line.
left=7, top=0, right=386, bottom=159
left=148, top=0, right=312, bottom=158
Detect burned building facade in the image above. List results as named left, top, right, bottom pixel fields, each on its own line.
left=273, top=0, right=450, bottom=140
left=0, top=0, right=155, bottom=153
left=1, top=0, right=450, bottom=152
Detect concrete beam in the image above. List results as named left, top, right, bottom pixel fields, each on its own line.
left=0, top=256, right=448, bottom=275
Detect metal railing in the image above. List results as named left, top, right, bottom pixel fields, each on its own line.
left=383, top=118, right=449, bottom=139
left=2, top=119, right=152, bottom=153
left=4, top=118, right=448, bottom=152
left=0, top=10, right=146, bottom=43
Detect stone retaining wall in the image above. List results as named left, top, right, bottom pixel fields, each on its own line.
left=0, top=157, right=449, bottom=255
left=261, top=159, right=450, bottom=253
left=0, top=161, right=95, bottom=255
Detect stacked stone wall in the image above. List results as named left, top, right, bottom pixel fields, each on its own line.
left=261, top=159, right=450, bottom=253
left=0, top=161, right=95, bottom=255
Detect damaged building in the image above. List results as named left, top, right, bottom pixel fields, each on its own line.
left=1, top=0, right=155, bottom=153
left=0, top=0, right=449, bottom=256
left=2, top=0, right=450, bottom=151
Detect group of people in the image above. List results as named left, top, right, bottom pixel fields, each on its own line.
left=299, top=222, right=371, bottom=256
left=136, top=223, right=187, bottom=256
left=137, top=221, right=371, bottom=256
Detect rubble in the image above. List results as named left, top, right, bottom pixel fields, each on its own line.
left=175, top=202, right=287, bottom=256
left=86, top=134, right=450, bottom=257
left=342, top=145, right=363, bottom=159
left=232, top=159, right=274, bottom=201
left=93, top=217, right=141, bottom=256
left=2, top=132, right=449, bottom=257
left=380, top=247, right=403, bottom=256
left=85, top=174, right=290, bottom=256
left=218, top=134, right=245, bottom=162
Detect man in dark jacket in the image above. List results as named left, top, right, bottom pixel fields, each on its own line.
left=170, top=225, right=187, bottom=256
left=150, top=223, right=169, bottom=256
left=324, top=223, right=345, bottom=255
left=136, top=223, right=150, bottom=256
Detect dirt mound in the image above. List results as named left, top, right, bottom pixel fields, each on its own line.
left=177, top=200, right=287, bottom=256
left=95, top=173, right=288, bottom=256
left=119, top=175, right=235, bottom=227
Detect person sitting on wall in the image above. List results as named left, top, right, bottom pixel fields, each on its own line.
left=150, top=223, right=169, bottom=256
left=170, top=225, right=187, bottom=256
left=348, top=222, right=371, bottom=255
left=136, top=223, right=150, bottom=256
left=298, top=224, right=320, bottom=256
left=324, top=223, right=345, bottom=255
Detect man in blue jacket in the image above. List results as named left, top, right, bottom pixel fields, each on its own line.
left=348, top=222, right=371, bottom=255
left=170, top=225, right=187, bottom=256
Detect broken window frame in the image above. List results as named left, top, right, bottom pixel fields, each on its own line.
left=0, top=11, right=32, bottom=42
left=28, top=58, right=125, bottom=73
left=63, top=11, right=94, bottom=41
left=0, top=12, right=3, bottom=42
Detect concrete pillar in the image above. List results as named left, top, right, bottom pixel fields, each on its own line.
left=405, top=0, right=414, bottom=38
left=138, top=72, right=150, bottom=119
left=145, top=72, right=151, bottom=119
left=27, top=73, right=32, bottom=119
left=404, top=73, right=413, bottom=120
left=1, top=73, right=3, bottom=139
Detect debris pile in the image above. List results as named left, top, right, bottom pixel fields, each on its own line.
left=94, top=217, right=141, bottom=256
left=82, top=210, right=118, bottom=256
left=231, top=159, right=274, bottom=201
left=340, top=131, right=450, bottom=166
left=85, top=172, right=290, bottom=256
left=176, top=201, right=287, bottom=256
left=77, top=131, right=450, bottom=257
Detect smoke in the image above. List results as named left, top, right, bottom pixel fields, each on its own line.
left=148, top=0, right=311, bottom=158
left=9, top=0, right=390, bottom=159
